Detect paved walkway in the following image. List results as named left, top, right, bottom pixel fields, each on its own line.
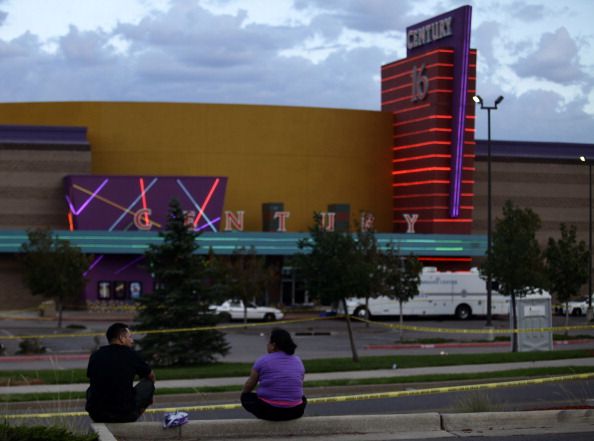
left=2, top=357, right=594, bottom=395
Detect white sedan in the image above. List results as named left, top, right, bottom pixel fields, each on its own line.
left=557, top=298, right=590, bottom=316
left=210, top=300, right=284, bottom=322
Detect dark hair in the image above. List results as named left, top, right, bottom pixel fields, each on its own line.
left=270, top=328, right=297, bottom=355
left=106, top=323, right=129, bottom=343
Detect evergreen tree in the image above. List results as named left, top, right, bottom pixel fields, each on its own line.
left=20, top=228, right=91, bottom=328
left=136, top=199, right=229, bottom=366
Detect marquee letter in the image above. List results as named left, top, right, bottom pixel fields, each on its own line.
left=134, top=208, right=152, bottom=231
left=403, top=213, right=419, bottom=234
left=360, top=212, right=375, bottom=232
left=320, top=212, right=336, bottom=232
left=274, top=211, right=290, bottom=232
left=224, top=210, right=244, bottom=231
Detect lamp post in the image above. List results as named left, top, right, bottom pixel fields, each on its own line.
left=473, top=95, right=504, bottom=328
left=579, top=155, right=593, bottom=321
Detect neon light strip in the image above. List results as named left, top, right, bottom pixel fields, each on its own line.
left=114, top=255, right=145, bottom=275
left=67, top=212, right=74, bottom=231
left=393, top=179, right=474, bottom=187
left=66, top=178, right=109, bottom=215
left=392, top=167, right=450, bottom=176
left=382, top=75, right=455, bottom=94
left=394, top=115, right=452, bottom=127
left=109, top=178, right=158, bottom=231
left=196, top=216, right=221, bottom=232
left=393, top=154, right=451, bottom=163
left=381, top=48, right=454, bottom=73
left=393, top=141, right=450, bottom=152
left=394, top=205, right=473, bottom=211
left=394, top=218, right=472, bottom=223
left=418, top=257, right=472, bottom=262
left=71, top=184, right=162, bottom=229
left=383, top=63, right=454, bottom=85
left=393, top=180, right=450, bottom=187
left=450, top=7, right=473, bottom=218
left=83, top=255, right=104, bottom=277
left=382, top=88, right=453, bottom=107
left=139, top=178, right=150, bottom=226
left=176, top=179, right=217, bottom=232
left=394, top=193, right=450, bottom=199
left=193, top=178, right=220, bottom=228
left=394, top=127, right=451, bottom=139
left=389, top=103, right=430, bottom=115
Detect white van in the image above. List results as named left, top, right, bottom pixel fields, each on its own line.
left=342, top=267, right=549, bottom=320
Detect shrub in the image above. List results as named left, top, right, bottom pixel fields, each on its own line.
left=16, top=338, right=46, bottom=355
left=0, top=423, right=97, bottom=441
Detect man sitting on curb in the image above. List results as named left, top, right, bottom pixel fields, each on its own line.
left=86, top=322, right=156, bottom=422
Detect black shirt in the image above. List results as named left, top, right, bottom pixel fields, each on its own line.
left=86, top=344, right=151, bottom=417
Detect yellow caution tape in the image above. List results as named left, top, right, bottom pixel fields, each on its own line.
left=0, top=315, right=336, bottom=340
left=4, top=372, right=594, bottom=419
left=353, top=316, right=594, bottom=334
left=0, top=313, right=592, bottom=340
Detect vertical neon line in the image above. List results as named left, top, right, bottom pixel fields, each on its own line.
left=450, top=7, right=472, bottom=218
left=139, top=177, right=150, bottom=226
left=176, top=180, right=217, bottom=231
left=67, top=212, right=74, bottom=231
left=193, top=178, right=220, bottom=227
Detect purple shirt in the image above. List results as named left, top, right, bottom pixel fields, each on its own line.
left=253, top=351, right=305, bottom=406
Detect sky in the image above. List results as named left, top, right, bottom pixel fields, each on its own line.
left=0, top=0, right=593, bottom=144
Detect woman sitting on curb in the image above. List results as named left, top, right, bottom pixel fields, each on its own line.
left=241, top=328, right=306, bottom=421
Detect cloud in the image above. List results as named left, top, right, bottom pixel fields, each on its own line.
left=58, top=26, right=116, bottom=65
left=512, top=27, right=584, bottom=84
left=294, top=0, right=416, bottom=33
left=0, top=10, right=6, bottom=27
left=508, top=1, right=546, bottom=22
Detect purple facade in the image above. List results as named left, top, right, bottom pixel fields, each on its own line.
left=63, top=175, right=228, bottom=301
left=406, top=5, right=472, bottom=218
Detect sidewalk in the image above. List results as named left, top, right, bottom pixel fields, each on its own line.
left=2, top=357, right=594, bottom=395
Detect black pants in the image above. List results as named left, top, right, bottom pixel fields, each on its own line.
left=241, top=392, right=307, bottom=421
left=87, top=378, right=155, bottom=423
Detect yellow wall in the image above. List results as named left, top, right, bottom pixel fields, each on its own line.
left=0, top=102, right=394, bottom=232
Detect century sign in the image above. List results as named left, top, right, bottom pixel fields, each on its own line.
left=407, top=16, right=453, bottom=50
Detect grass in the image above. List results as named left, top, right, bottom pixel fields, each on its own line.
left=2, top=365, right=594, bottom=403
left=1, top=348, right=593, bottom=386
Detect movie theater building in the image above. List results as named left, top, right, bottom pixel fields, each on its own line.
left=0, top=5, right=592, bottom=309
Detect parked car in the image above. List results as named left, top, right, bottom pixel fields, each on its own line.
left=209, top=299, right=284, bottom=322
left=555, top=297, right=590, bottom=316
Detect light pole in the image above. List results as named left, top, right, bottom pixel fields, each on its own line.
left=473, top=94, right=504, bottom=328
left=579, top=155, right=593, bottom=321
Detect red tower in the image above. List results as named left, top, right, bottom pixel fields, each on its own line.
left=382, top=49, right=477, bottom=235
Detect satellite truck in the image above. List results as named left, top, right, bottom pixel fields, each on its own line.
left=341, top=267, right=550, bottom=320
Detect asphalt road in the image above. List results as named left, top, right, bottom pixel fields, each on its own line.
left=1, top=313, right=593, bottom=368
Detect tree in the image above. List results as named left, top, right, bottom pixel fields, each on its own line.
left=354, top=228, right=383, bottom=326
left=136, top=199, right=229, bottom=366
left=294, top=213, right=372, bottom=362
left=544, top=223, right=589, bottom=331
left=20, top=229, right=91, bottom=328
left=222, top=247, right=273, bottom=327
left=480, top=200, right=545, bottom=352
left=379, top=243, right=422, bottom=340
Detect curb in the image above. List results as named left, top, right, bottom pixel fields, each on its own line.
left=95, top=413, right=445, bottom=440
left=92, top=410, right=594, bottom=440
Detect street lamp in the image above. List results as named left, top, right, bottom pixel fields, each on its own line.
left=473, top=94, right=504, bottom=328
left=579, top=155, right=593, bottom=321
